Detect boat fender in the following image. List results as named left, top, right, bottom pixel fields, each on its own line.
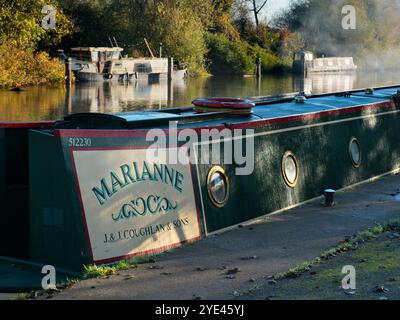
left=104, top=73, right=113, bottom=80
left=192, top=98, right=255, bottom=115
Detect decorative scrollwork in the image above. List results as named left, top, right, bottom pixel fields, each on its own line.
left=112, top=195, right=178, bottom=222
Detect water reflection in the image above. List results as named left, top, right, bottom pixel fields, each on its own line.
left=0, top=86, right=67, bottom=121
left=295, top=73, right=357, bottom=94
left=67, top=79, right=176, bottom=114
left=1, top=71, right=400, bottom=122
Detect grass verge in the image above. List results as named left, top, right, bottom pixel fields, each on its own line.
left=248, top=235, right=400, bottom=300
left=274, top=219, right=400, bottom=280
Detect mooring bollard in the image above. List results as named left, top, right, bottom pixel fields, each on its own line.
left=324, top=189, right=336, bottom=207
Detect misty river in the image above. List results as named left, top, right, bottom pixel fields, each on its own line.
left=1, top=71, right=400, bottom=122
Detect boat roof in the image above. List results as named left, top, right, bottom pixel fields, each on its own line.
left=71, top=47, right=124, bottom=52
left=59, top=85, right=400, bottom=130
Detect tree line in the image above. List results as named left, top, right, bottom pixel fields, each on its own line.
left=1, top=0, right=399, bottom=88
left=56, top=0, right=299, bottom=75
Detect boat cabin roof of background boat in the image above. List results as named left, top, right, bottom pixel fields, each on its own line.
left=69, top=47, right=124, bottom=62
left=71, top=47, right=124, bottom=52
left=69, top=46, right=167, bottom=62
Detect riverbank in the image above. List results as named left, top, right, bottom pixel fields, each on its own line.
left=0, top=42, right=65, bottom=90
left=23, top=173, right=400, bottom=300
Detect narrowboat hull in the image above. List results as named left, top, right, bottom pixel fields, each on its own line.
left=1, top=85, right=400, bottom=272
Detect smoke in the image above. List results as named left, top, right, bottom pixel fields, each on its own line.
left=274, top=0, right=400, bottom=70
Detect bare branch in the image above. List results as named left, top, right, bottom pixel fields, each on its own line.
left=244, top=0, right=268, bottom=27
left=256, top=0, right=268, bottom=14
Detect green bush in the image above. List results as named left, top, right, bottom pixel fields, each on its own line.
left=251, top=45, right=292, bottom=73
left=205, top=33, right=254, bottom=75
left=205, top=33, right=291, bottom=75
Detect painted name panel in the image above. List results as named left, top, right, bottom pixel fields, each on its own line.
left=72, top=147, right=201, bottom=263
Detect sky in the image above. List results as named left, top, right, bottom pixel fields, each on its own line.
left=262, top=0, right=292, bottom=19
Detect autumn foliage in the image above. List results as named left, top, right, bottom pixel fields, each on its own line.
left=0, top=42, right=65, bottom=89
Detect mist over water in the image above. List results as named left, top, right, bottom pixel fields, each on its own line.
left=1, top=71, right=400, bottom=122
left=277, top=0, right=400, bottom=70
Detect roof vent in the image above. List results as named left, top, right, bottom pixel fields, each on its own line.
left=365, top=88, right=374, bottom=95
left=295, top=95, right=307, bottom=103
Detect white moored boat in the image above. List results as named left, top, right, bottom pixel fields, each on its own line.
left=69, top=47, right=187, bottom=82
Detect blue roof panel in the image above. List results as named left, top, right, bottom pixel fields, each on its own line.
left=252, top=86, right=400, bottom=120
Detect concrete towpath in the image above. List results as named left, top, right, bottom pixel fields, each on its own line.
left=53, top=174, right=400, bottom=300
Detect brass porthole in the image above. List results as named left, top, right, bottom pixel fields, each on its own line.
left=282, top=151, right=299, bottom=188
left=207, top=166, right=229, bottom=208
left=349, top=137, right=362, bottom=168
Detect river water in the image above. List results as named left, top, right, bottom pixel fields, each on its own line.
left=1, top=71, right=400, bottom=122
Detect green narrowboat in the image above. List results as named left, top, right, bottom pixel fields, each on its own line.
left=1, top=85, right=400, bottom=273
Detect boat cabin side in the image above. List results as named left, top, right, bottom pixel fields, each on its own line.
left=293, top=50, right=357, bottom=74
left=70, top=47, right=122, bottom=73
left=69, top=47, right=170, bottom=79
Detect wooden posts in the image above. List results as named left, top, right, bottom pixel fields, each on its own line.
left=168, top=57, right=174, bottom=81
left=65, top=82, right=72, bottom=114
left=64, top=56, right=73, bottom=113
left=167, top=57, right=174, bottom=107
left=256, top=57, right=261, bottom=96
left=255, top=57, right=262, bottom=80
left=65, top=57, right=72, bottom=86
